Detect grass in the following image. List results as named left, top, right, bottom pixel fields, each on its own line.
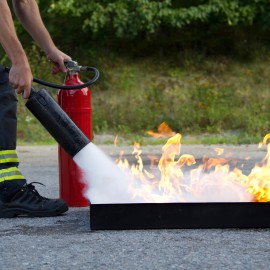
left=6, top=47, right=270, bottom=145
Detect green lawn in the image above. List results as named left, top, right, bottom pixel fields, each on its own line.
left=16, top=50, right=270, bottom=145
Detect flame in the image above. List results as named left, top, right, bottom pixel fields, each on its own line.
left=214, top=148, right=224, bottom=155
left=147, top=122, right=176, bottom=138
left=115, top=123, right=270, bottom=203
left=114, top=134, right=119, bottom=146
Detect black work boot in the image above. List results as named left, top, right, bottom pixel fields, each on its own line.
left=0, top=182, right=68, bottom=218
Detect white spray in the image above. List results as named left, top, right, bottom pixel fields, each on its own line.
left=73, top=142, right=141, bottom=203
left=73, top=142, right=253, bottom=204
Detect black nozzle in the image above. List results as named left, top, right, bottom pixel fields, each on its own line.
left=25, top=89, right=90, bottom=157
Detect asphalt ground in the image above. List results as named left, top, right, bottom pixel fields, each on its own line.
left=1, top=143, right=270, bottom=270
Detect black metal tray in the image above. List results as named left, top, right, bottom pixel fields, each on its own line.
left=90, top=202, right=270, bottom=230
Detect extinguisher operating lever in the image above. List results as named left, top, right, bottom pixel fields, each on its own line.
left=64, top=60, right=81, bottom=72
left=64, top=60, right=93, bottom=73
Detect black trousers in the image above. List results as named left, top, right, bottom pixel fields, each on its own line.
left=0, top=65, right=18, bottom=167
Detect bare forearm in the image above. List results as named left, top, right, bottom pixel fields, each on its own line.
left=0, top=0, right=28, bottom=65
left=12, top=0, right=56, bottom=55
left=0, top=0, right=68, bottom=99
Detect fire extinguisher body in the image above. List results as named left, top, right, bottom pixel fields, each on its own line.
left=58, top=73, right=92, bottom=207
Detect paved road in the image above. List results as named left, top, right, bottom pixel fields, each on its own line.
left=1, top=144, right=270, bottom=270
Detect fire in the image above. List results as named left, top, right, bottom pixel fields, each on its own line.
left=147, top=122, right=176, bottom=138
left=115, top=123, right=270, bottom=203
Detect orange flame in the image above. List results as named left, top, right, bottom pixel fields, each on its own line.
left=147, top=122, right=176, bottom=138
left=114, top=134, right=119, bottom=146
left=116, top=123, right=270, bottom=203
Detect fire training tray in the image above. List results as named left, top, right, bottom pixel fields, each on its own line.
left=90, top=202, right=270, bottom=230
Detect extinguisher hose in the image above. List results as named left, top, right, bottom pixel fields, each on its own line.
left=4, top=66, right=99, bottom=90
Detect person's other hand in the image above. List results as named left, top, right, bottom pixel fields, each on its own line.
left=9, top=62, right=33, bottom=99
left=46, top=48, right=71, bottom=74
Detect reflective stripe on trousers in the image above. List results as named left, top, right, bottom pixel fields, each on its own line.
left=0, top=167, right=25, bottom=183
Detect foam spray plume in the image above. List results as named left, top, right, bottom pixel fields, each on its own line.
left=74, top=135, right=254, bottom=204
left=73, top=143, right=135, bottom=203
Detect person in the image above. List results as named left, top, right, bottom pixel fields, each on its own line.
left=0, top=0, right=71, bottom=217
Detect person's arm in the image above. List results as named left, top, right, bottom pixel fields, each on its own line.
left=12, top=0, right=70, bottom=75
left=0, top=0, right=32, bottom=98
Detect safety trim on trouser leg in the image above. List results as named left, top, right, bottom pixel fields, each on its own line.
left=0, top=150, right=19, bottom=164
left=0, top=167, right=25, bottom=182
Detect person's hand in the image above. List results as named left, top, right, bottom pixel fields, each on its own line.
left=9, top=62, right=33, bottom=99
left=46, top=48, right=71, bottom=74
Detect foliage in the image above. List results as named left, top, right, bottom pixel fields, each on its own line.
left=47, top=0, right=270, bottom=38
left=11, top=0, right=270, bottom=57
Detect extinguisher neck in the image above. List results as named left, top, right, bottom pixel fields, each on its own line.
left=64, top=72, right=84, bottom=86
left=67, top=72, right=79, bottom=79
left=66, top=72, right=78, bottom=83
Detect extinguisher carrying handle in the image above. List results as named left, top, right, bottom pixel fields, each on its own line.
left=4, top=65, right=99, bottom=90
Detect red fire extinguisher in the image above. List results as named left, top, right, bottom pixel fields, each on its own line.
left=58, top=61, right=93, bottom=207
